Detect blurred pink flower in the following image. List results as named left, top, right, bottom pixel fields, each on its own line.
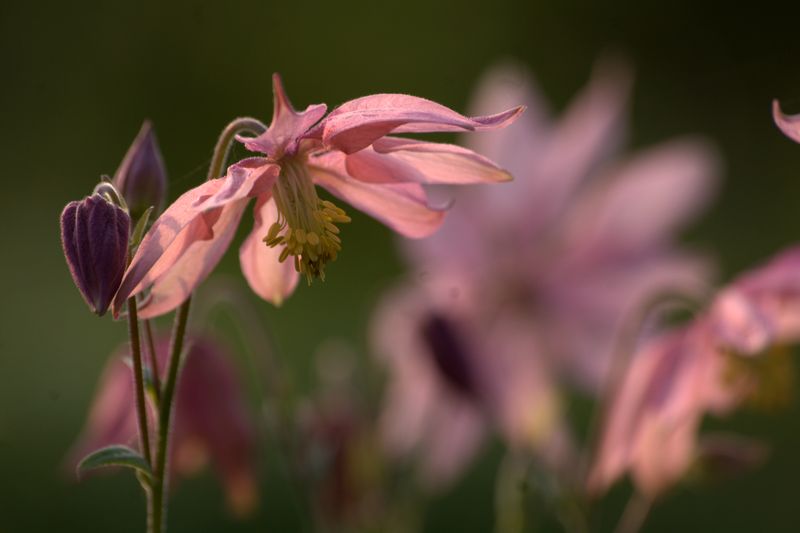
left=111, top=74, right=523, bottom=317
left=589, top=246, right=800, bottom=497
left=373, top=61, right=718, bottom=487
left=773, top=99, right=800, bottom=144
left=410, top=61, right=719, bottom=390
left=69, top=335, right=258, bottom=516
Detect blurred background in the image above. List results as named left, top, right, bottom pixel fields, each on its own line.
left=3, top=0, right=800, bottom=531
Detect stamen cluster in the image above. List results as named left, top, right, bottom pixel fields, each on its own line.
left=264, top=158, right=351, bottom=283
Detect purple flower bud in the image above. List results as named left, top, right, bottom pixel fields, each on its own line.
left=60, top=195, right=130, bottom=315
left=113, top=121, right=167, bottom=220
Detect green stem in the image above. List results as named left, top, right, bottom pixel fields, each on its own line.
left=126, top=298, right=152, bottom=466
left=148, top=117, right=266, bottom=533
left=206, top=117, right=267, bottom=181
left=150, top=298, right=191, bottom=533
left=126, top=297, right=155, bottom=532
left=144, top=319, right=161, bottom=405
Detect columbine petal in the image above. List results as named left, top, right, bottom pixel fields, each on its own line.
left=239, top=195, right=299, bottom=306
left=237, top=74, right=327, bottom=159
left=773, top=99, right=800, bottom=144
left=315, top=92, right=523, bottom=154
left=709, top=246, right=800, bottom=354
left=562, top=139, right=719, bottom=254
left=342, top=137, right=512, bottom=185
left=309, top=152, right=444, bottom=238
left=113, top=161, right=277, bottom=316
left=136, top=200, right=249, bottom=319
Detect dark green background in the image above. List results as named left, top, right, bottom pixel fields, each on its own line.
left=3, top=0, right=800, bottom=531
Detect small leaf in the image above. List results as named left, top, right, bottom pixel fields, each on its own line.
left=77, top=445, right=152, bottom=483
left=129, top=205, right=155, bottom=251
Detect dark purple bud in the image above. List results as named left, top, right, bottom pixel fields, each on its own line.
left=420, top=313, right=479, bottom=399
left=112, top=121, right=167, bottom=220
left=60, top=195, right=131, bottom=315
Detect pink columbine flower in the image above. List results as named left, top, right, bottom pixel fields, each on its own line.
left=69, top=335, right=259, bottom=516
left=589, top=246, right=800, bottom=497
left=111, top=75, right=523, bottom=318
left=372, top=61, right=716, bottom=486
left=406, top=61, right=719, bottom=390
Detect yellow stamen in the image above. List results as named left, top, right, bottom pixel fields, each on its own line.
left=264, top=157, right=350, bottom=284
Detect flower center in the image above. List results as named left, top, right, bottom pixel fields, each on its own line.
left=264, top=157, right=350, bottom=283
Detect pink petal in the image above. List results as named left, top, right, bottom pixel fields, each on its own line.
left=308, top=152, right=445, bottom=238
left=113, top=161, right=277, bottom=316
left=519, top=61, right=632, bottom=226
left=239, top=195, right=299, bottom=306
left=344, top=137, right=513, bottom=184
left=773, top=99, right=800, bottom=144
left=562, top=139, right=719, bottom=255
left=462, top=62, right=552, bottom=170
left=237, top=74, right=327, bottom=159
left=709, top=246, right=800, bottom=354
left=136, top=200, right=249, bottom=319
left=316, top=92, right=523, bottom=154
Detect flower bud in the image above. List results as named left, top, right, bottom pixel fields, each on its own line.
left=60, top=194, right=130, bottom=315
left=113, top=121, right=167, bottom=220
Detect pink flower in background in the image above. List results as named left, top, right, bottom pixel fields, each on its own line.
left=409, top=61, right=719, bottom=390
left=111, top=74, right=523, bottom=318
left=69, top=335, right=258, bottom=516
left=372, top=281, right=567, bottom=488
left=589, top=246, right=800, bottom=497
left=373, top=61, right=718, bottom=486
left=773, top=99, right=800, bottom=144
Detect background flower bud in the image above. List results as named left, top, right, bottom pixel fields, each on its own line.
left=112, top=120, right=167, bottom=220
left=60, top=194, right=130, bottom=315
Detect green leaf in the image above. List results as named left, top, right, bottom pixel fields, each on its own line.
left=76, top=445, right=152, bottom=483
left=129, top=205, right=155, bottom=251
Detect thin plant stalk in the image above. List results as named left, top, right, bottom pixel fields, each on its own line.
left=144, top=319, right=161, bottom=405
left=126, top=297, right=152, bottom=466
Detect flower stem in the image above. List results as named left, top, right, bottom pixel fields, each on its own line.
left=206, top=117, right=267, bottom=181
left=126, top=297, right=152, bottom=466
left=148, top=117, right=267, bottom=533
left=150, top=298, right=191, bottom=533
left=126, top=297, right=155, bottom=532
left=144, top=319, right=161, bottom=405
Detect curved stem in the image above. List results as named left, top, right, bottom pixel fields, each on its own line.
left=206, top=117, right=267, bottom=181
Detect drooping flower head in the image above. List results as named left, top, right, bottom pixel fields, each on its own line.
left=112, top=74, right=523, bottom=318
left=68, top=334, right=258, bottom=516
left=589, top=245, right=800, bottom=497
